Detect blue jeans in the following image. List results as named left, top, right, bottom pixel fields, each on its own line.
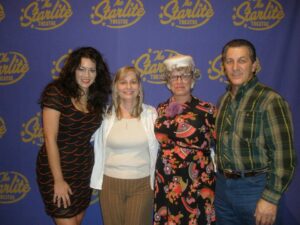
left=215, top=172, right=282, bottom=225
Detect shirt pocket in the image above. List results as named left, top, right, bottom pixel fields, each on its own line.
left=234, top=110, right=262, bottom=141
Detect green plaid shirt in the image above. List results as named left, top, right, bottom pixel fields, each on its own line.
left=216, top=76, right=296, bottom=204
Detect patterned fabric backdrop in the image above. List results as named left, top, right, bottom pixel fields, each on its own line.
left=0, top=1, right=299, bottom=224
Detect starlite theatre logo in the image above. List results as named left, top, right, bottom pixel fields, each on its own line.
left=0, top=171, right=31, bottom=204
left=132, top=49, right=181, bottom=84
left=0, top=3, right=5, bottom=22
left=208, top=54, right=261, bottom=84
left=207, top=55, right=226, bottom=83
left=159, top=0, right=214, bottom=29
left=0, top=117, right=7, bottom=138
left=20, top=0, right=73, bottom=31
left=51, top=49, right=72, bottom=79
left=21, top=112, right=44, bottom=147
left=91, top=0, right=145, bottom=28
left=0, top=51, right=29, bottom=86
left=232, top=0, right=285, bottom=31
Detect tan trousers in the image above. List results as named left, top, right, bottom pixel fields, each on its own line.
left=99, top=175, right=153, bottom=225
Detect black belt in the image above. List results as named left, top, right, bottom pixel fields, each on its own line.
left=218, top=168, right=268, bottom=179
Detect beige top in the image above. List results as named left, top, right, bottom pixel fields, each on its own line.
left=104, top=118, right=150, bottom=179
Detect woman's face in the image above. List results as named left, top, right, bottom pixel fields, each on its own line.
left=75, top=57, right=97, bottom=93
left=116, top=71, right=140, bottom=103
left=168, top=69, right=193, bottom=99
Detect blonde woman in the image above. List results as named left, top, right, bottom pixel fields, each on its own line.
left=90, top=66, right=159, bottom=225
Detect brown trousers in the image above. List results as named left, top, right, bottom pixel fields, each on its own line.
left=99, top=175, right=153, bottom=225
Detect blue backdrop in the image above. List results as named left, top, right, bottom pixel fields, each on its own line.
left=0, top=1, right=299, bottom=224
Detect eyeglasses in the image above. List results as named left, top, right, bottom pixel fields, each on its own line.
left=76, top=66, right=96, bottom=74
left=168, top=74, right=192, bottom=82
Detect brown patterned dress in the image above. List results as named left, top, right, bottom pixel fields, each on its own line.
left=36, top=85, right=101, bottom=218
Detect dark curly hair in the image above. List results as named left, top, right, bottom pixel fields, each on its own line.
left=40, top=47, right=111, bottom=114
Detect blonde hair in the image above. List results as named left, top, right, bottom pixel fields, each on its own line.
left=109, top=66, right=143, bottom=119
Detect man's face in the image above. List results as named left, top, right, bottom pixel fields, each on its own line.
left=223, top=46, right=257, bottom=93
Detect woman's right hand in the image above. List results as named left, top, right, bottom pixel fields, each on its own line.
left=43, top=107, right=73, bottom=208
left=53, top=179, right=73, bottom=208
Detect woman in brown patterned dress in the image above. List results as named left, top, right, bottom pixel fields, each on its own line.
left=153, top=54, right=217, bottom=225
left=36, top=47, right=111, bottom=225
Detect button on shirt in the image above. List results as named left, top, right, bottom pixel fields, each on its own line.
left=216, top=76, right=296, bottom=204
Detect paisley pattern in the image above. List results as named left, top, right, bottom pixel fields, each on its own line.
left=153, top=96, right=216, bottom=225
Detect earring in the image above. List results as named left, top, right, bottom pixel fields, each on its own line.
left=191, top=81, right=195, bottom=89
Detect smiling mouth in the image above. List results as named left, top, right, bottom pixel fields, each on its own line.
left=232, top=71, right=242, bottom=76
left=229, top=73, right=242, bottom=79
left=123, top=91, right=135, bottom=94
left=81, top=79, right=90, bottom=82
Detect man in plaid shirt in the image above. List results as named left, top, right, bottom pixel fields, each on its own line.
left=215, top=39, right=296, bottom=225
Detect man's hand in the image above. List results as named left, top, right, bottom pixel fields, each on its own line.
left=254, top=198, right=277, bottom=225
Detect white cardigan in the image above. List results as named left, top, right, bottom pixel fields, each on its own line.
left=90, top=104, right=159, bottom=190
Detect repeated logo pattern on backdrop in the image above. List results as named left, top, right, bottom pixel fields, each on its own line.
left=21, top=112, right=43, bottom=147
left=159, top=0, right=214, bottom=29
left=20, top=0, right=73, bottom=30
left=0, top=117, right=6, bottom=138
left=51, top=49, right=72, bottom=79
left=0, top=3, right=5, bottom=22
left=132, top=49, right=180, bottom=84
left=91, top=0, right=145, bottom=28
left=232, top=0, right=285, bottom=30
left=0, top=171, right=31, bottom=204
left=0, top=1, right=299, bottom=225
left=0, top=52, right=29, bottom=85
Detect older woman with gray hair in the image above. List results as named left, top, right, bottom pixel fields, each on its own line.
left=153, top=54, right=217, bottom=225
